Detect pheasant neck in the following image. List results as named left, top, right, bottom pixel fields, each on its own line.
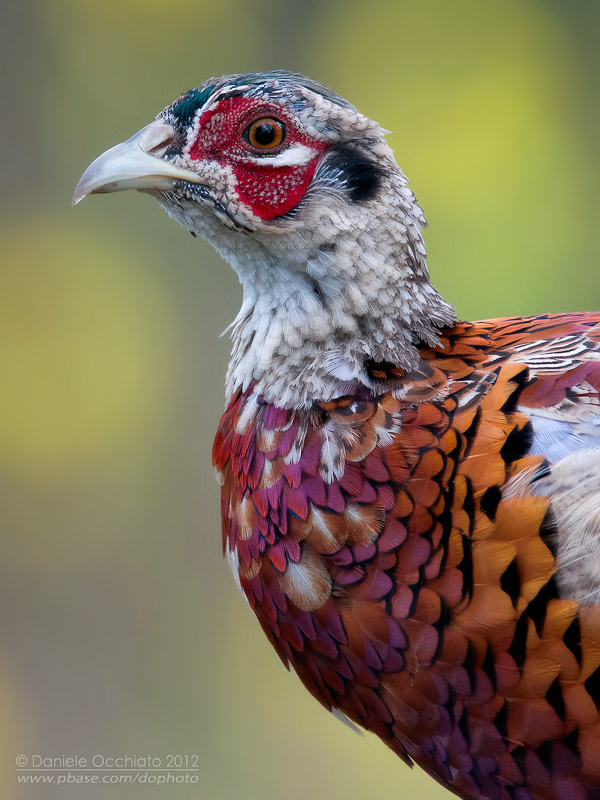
left=223, top=207, right=456, bottom=408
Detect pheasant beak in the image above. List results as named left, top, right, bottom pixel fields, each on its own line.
left=72, top=119, right=204, bottom=205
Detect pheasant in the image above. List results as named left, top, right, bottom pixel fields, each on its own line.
left=74, top=71, right=600, bottom=800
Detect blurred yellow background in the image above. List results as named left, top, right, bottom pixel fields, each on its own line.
left=2, top=1, right=599, bottom=798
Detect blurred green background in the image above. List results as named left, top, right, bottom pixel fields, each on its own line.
left=1, top=1, right=599, bottom=798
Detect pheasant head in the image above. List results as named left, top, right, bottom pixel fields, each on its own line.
left=74, top=71, right=456, bottom=407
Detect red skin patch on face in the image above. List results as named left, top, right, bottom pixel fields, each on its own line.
left=232, top=160, right=319, bottom=221
left=187, top=96, right=326, bottom=220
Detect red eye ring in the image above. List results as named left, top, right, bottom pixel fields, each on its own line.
left=245, top=118, right=286, bottom=150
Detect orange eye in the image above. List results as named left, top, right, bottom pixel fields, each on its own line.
left=245, top=118, right=285, bottom=150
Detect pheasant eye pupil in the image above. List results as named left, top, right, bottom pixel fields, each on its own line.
left=254, top=123, right=275, bottom=145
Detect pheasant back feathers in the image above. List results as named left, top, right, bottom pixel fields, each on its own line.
left=214, top=313, right=600, bottom=800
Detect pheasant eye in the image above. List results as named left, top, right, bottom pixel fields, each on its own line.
left=245, top=118, right=285, bottom=150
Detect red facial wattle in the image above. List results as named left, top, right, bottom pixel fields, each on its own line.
left=231, top=161, right=320, bottom=220
left=187, top=96, right=326, bottom=220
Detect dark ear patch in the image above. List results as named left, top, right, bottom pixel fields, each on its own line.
left=326, top=145, right=383, bottom=202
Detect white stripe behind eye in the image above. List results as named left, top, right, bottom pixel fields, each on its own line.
left=246, top=143, right=318, bottom=168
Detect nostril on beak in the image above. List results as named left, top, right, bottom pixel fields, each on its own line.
left=139, top=121, right=176, bottom=156
left=148, top=134, right=175, bottom=154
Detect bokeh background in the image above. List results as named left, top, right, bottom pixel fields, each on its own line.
left=2, top=1, right=599, bottom=798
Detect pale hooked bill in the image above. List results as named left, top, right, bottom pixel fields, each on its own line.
left=72, top=120, right=206, bottom=205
